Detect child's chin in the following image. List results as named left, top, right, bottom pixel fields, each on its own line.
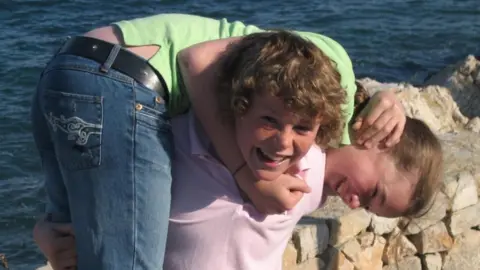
left=254, top=169, right=283, bottom=181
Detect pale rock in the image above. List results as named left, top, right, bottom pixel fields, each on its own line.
left=382, top=256, right=422, bottom=270
left=355, top=78, right=410, bottom=96
left=439, top=251, right=449, bottom=266
left=424, top=55, right=480, bottom=118
left=340, top=238, right=362, bottom=262
left=440, top=132, right=480, bottom=187
left=440, top=131, right=480, bottom=208
left=357, top=74, right=473, bottom=133
left=409, top=222, right=453, bottom=253
left=422, top=253, right=443, bottom=270
left=341, top=236, right=385, bottom=270
left=382, top=228, right=417, bottom=264
left=385, top=84, right=467, bottom=133
left=283, top=240, right=298, bottom=269
left=475, top=171, right=480, bottom=196
left=308, top=196, right=352, bottom=219
left=357, top=231, right=375, bottom=248
left=327, top=209, right=372, bottom=247
left=370, top=215, right=399, bottom=235
left=296, top=258, right=326, bottom=270
left=442, top=172, right=478, bottom=211
left=442, top=229, right=480, bottom=270
left=466, top=117, right=480, bottom=133
left=404, top=85, right=468, bottom=132
left=321, top=247, right=355, bottom=270
left=292, top=219, right=330, bottom=262
left=404, top=192, right=448, bottom=235
left=447, top=202, right=480, bottom=236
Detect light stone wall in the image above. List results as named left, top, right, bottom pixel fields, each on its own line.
left=283, top=55, right=480, bottom=270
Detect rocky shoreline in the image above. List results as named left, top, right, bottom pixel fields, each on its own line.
left=283, top=55, right=480, bottom=270
left=34, top=56, right=480, bottom=270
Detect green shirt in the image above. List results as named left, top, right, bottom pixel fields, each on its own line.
left=113, top=13, right=356, bottom=144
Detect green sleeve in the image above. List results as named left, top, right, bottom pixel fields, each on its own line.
left=112, top=14, right=263, bottom=115
left=340, top=78, right=356, bottom=145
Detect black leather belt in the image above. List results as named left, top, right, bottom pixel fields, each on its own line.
left=58, top=36, right=168, bottom=100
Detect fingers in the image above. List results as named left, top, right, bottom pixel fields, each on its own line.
left=360, top=113, right=395, bottom=148
left=289, top=190, right=305, bottom=203
left=282, top=190, right=305, bottom=211
left=287, top=180, right=312, bottom=194
left=351, top=119, right=363, bottom=132
left=352, top=100, right=372, bottom=131
left=360, top=96, right=393, bottom=131
left=33, top=219, right=48, bottom=244
left=50, top=250, right=77, bottom=270
left=385, top=113, right=406, bottom=147
left=249, top=174, right=311, bottom=214
left=57, top=247, right=77, bottom=267
left=54, top=235, right=76, bottom=253
left=50, top=257, right=77, bottom=270
left=48, top=236, right=77, bottom=270
left=52, top=223, right=75, bottom=236
left=276, top=174, right=311, bottom=193
left=275, top=175, right=309, bottom=211
left=355, top=91, right=406, bottom=148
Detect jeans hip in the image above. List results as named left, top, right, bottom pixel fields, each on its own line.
left=32, top=51, right=173, bottom=269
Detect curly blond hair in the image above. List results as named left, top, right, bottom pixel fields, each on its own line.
left=215, top=31, right=347, bottom=148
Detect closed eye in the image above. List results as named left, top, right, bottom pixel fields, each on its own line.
left=371, top=185, right=378, bottom=198
left=364, top=185, right=379, bottom=211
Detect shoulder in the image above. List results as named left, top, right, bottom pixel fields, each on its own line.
left=303, top=145, right=326, bottom=189
left=300, top=145, right=327, bottom=212
left=112, top=13, right=223, bottom=42
left=305, top=144, right=326, bottom=165
left=114, top=13, right=219, bottom=27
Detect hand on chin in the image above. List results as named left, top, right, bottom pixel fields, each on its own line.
left=254, top=169, right=283, bottom=182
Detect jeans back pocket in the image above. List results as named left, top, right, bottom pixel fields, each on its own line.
left=43, top=90, right=103, bottom=171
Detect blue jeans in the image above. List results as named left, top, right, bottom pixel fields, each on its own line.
left=31, top=45, right=173, bottom=269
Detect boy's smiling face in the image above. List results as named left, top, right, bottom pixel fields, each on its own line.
left=234, top=94, right=321, bottom=181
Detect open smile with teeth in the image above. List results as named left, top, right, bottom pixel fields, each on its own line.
left=256, top=148, right=288, bottom=164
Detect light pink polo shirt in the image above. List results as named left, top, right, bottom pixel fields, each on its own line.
left=164, top=111, right=326, bottom=270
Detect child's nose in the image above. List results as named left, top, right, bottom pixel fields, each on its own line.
left=275, top=129, right=294, bottom=152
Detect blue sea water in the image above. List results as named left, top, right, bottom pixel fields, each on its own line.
left=0, top=0, right=478, bottom=268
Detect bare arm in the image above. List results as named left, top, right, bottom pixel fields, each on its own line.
left=178, top=37, right=244, bottom=172
left=178, top=38, right=311, bottom=213
left=33, top=216, right=76, bottom=269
